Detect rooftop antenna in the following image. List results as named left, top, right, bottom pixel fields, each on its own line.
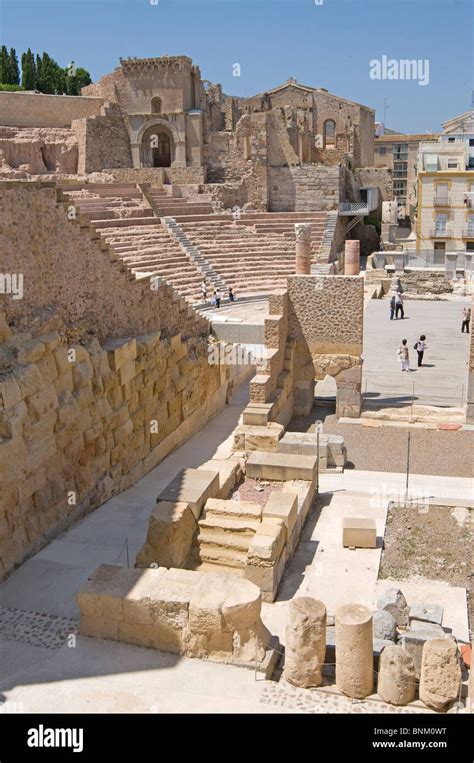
left=383, top=97, right=390, bottom=128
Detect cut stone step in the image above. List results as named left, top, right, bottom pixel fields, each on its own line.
left=196, top=528, right=253, bottom=552
left=203, top=498, right=262, bottom=520
left=199, top=513, right=261, bottom=533
left=196, top=544, right=248, bottom=568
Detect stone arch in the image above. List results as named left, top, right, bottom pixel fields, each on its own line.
left=323, top=118, right=336, bottom=149
left=136, top=119, right=179, bottom=168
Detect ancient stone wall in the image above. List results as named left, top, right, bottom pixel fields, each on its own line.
left=0, top=127, right=78, bottom=176
left=396, top=271, right=453, bottom=295
left=0, top=92, right=104, bottom=128
left=0, top=321, right=231, bottom=580
left=73, top=104, right=132, bottom=175
left=0, top=182, right=210, bottom=341
left=356, top=167, right=393, bottom=211
left=268, top=165, right=343, bottom=212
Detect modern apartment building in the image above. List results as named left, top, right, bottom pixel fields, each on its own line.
left=416, top=110, right=474, bottom=254
left=374, top=130, right=439, bottom=219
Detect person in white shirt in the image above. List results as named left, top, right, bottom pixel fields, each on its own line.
left=414, top=334, right=427, bottom=368
left=397, top=339, right=410, bottom=371
left=395, top=292, right=404, bottom=319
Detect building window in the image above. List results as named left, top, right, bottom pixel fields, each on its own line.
left=447, top=158, right=458, bottom=169
left=393, top=143, right=408, bottom=160
left=424, top=153, right=439, bottom=171
left=435, top=213, right=447, bottom=234
left=323, top=119, right=336, bottom=149
left=469, top=139, right=474, bottom=147
left=378, top=146, right=387, bottom=155
left=448, top=137, right=455, bottom=143
left=393, top=161, right=407, bottom=178
left=151, top=96, right=162, bottom=114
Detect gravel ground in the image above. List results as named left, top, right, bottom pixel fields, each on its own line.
left=291, top=406, right=474, bottom=478
left=380, top=504, right=472, bottom=586
left=231, top=477, right=282, bottom=507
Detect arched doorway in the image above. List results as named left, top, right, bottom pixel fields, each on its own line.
left=323, top=119, right=336, bottom=149
left=151, top=130, right=171, bottom=167
left=140, top=125, right=174, bottom=168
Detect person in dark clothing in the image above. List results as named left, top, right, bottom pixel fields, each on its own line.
left=228, top=287, right=235, bottom=303
left=389, top=294, right=396, bottom=320
left=462, top=307, right=471, bottom=333
left=414, top=334, right=427, bottom=367
left=215, top=289, right=221, bottom=308
left=395, top=292, right=404, bottom=319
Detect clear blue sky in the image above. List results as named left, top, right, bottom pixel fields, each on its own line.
left=0, top=0, right=472, bottom=132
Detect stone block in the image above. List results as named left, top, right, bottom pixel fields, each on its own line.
left=233, top=423, right=284, bottom=452
left=342, top=517, right=377, bottom=549
left=377, top=645, right=417, bottom=706
left=135, top=501, right=195, bottom=569
left=373, top=610, right=397, bottom=642
left=246, top=451, right=317, bottom=482
left=104, top=338, right=137, bottom=371
left=377, top=588, right=409, bottom=626
left=0, top=374, right=23, bottom=409
left=419, top=639, right=462, bottom=711
left=409, top=603, right=443, bottom=627
left=119, top=359, right=137, bottom=386
left=80, top=615, right=119, bottom=641
left=401, top=630, right=454, bottom=678
left=156, top=468, right=220, bottom=519
left=248, top=518, right=286, bottom=563
left=262, top=490, right=298, bottom=536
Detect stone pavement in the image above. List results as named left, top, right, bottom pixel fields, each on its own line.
left=362, top=298, right=471, bottom=407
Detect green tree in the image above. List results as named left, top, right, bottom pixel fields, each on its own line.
left=21, top=48, right=36, bottom=90
left=65, top=74, right=79, bottom=95
left=9, top=48, right=19, bottom=85
left=75, top=67, right=91, bottom=91
left=0, top=45, right=12, bottom=84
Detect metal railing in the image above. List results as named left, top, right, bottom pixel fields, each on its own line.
left=430, top=227, right=453, bottom=238
left=433, top=196, right=451, bottom=207
left=339, top=202, right=369, bottom=215
left=461, top=228, right=474, bottom=238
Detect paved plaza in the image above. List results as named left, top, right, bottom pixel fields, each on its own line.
left=362, top=297, right=471, bottom=408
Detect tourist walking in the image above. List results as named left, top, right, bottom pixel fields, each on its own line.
left=228, top=287, right=235, bottom=303
left=414, top=334, right=427, bottom=368
left=389, top=294, right=396, bottom=320
left=201, top=280, right=207, bottom=301
left=210, top=292, right=216, bottom=308
left=462, top=306, right=471, bottom=333
left=215, top=288, right=221, bottom=309
left=395, top=291, right=405, bottom=319
left=397, top=339, right=410, bottom=372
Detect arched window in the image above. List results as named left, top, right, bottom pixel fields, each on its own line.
left=323, top=119, right=336, bottom=149
left=151, top=96, right=162, bottom=114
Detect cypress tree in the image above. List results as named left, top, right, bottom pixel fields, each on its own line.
left=21, top=48, right=36, bottom=90
left=0, top=46, right=11, bottom=84
left=9, top=48, right=19, bottom=85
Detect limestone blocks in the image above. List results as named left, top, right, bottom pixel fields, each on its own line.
left=135, top=501, right=196, bottom=569
left=283, top=597, right=327, bottom=688
left=335, top=603, right=374, bottom=698
left=77, top=564, right=271, bottom=667
left=419, top=639, right=462, bottom=711
left=377, top=645, right=416, bottom=706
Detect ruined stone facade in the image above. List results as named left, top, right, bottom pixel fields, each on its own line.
left=0, top=56, right=376, bottom=217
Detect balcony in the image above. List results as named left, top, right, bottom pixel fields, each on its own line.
left=433, top=196, right=451, bottom=207
left=339, top=201, right=370, bottom=216
left=462, top=228, right=474, bottom=239
left=430, top=227, right=453, bottom=238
